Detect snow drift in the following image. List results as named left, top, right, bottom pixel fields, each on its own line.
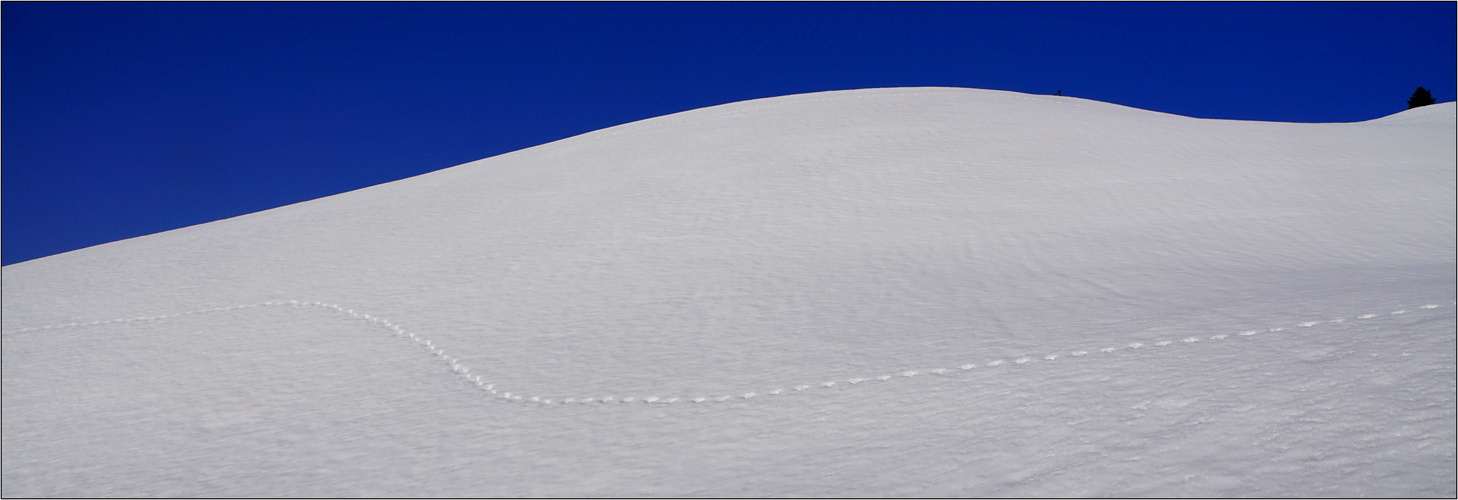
left=4, top=88, right=1454, bottom=496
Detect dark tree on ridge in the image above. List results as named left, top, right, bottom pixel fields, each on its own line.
left=1408, top=87, right=1436, bottom=109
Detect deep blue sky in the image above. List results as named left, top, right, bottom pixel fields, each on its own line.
left=4, top=2, right=1455, bottom=265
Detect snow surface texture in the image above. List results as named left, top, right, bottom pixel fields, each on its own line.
left=4, top=88, right=1454, bottom=497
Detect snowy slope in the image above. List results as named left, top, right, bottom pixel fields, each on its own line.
left=4, top=87, right=1453, bottom=497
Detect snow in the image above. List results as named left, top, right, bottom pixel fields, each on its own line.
left=4, top=87, right=1453, bottom=496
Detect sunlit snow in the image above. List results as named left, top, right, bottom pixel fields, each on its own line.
left=4, top=88, right=1453, bottom=496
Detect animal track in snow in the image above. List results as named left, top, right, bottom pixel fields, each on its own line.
left=4, top=300, right=1450, bottom=406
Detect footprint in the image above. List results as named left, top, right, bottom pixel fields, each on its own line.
left=18, top=297, right=1447, bottom=409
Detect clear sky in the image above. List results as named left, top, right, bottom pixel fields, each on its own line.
left=3, top=2, right=1454, bottom=265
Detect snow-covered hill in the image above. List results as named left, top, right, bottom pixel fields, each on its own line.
left=4, top=88, right=1453, bottom=497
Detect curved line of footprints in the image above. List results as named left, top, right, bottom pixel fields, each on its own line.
left=5, top=300, right=1450, bottom=406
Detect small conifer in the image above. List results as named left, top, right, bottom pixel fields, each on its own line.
left=1408, top=87, right=1436, bottom=109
